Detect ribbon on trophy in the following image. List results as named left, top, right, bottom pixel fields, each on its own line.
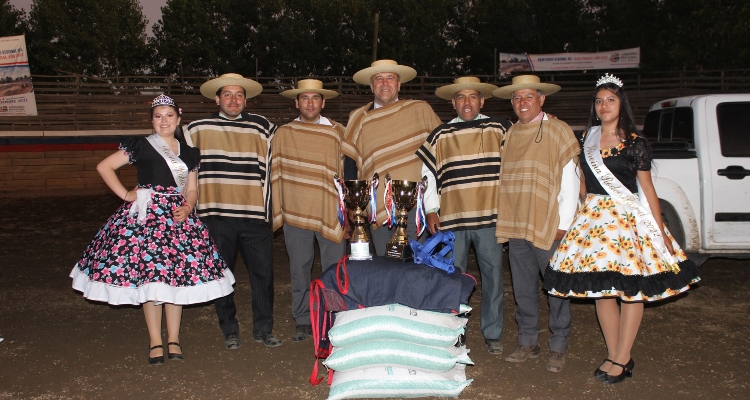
left=333, top=175, right=347, bottom=229
left=415, top=180, right=426, bottom=237
left=369, top=175, right=379, bottom=224
left=384, top=178, right=397, bottom=228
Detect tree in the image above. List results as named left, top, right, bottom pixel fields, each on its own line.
left=657, top=0, right=750, bottom=71
left=150, top=0, right=237, bottom=77
left=236, top=0, right=372, bottom=77
left=368, top=0, right=459, bottom=75
left=26, top=0, right=151, bottom=76
left=0, top=0, right=27, bottom=36
left=441, top=0, right=597, bottom=75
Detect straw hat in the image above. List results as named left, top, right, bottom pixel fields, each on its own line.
left=492, top=75, right=561, bottom=99
left=352, top=59, right=417, bottom=85
left=434, top=76, right=499, bottom=100
left=280, top=79, right=339, bottom=99
left=199, top=73, right=263, bottom=99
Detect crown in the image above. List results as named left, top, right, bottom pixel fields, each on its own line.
left=152, top=94, right=176, bottom=108
left=596, top=73, right=623, bottom=88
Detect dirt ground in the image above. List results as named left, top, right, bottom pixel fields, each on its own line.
left=1, top=194, right=749, bottom=400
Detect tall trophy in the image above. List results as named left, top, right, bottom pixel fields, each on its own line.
left=383, top=173, right=428, bottom=261
left=334, top=173, right=379, bottom=260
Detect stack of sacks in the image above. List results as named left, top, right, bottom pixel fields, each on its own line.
left=323, top=303, right=472, bottom=400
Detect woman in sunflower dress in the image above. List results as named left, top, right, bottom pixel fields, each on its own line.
left=70, top=95, right=235, bottom=365
left=543, top=74, right=700, bottom=383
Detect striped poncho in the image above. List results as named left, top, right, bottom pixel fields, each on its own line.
left=416, top=117, right=511, bottom=231
left=185, top=112, right=276, bottom=223
left=342, top=100, right=442, bottom=228
left=495, top=118, right=580, bottom=250
left=270, top=119, right=345, bottom=243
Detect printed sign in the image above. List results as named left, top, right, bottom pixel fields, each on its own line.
left=500, top=47, right=640, bottom=73
left=0, top=35, right=37, bottom=116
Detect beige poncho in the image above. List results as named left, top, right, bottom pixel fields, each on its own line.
left=270, top=120, right=345, bottom=243
left=342, top=100, right=442, bottom=228
left=495, top=118, right=580, bottom=250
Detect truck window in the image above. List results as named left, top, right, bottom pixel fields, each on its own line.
left=643, top=107, right=694, bottom=146
left=659, top=112, right=673, bottom=141
left=672, top=108, right=694, bottom=144
left=717, top=102, right=750, bottom=157
left=643, top=112, right=660, bottom=141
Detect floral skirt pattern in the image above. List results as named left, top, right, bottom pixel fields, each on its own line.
left=543, top=194, right=700, bottom=302
left=70, top=186, right=235, bottom=305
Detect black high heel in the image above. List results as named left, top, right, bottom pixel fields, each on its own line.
left=168, top=342, right=183, bottom=360
left=147, top=345, right=164, bottom=365
left=593, top=358, right=613, bottom=379
left=602, top=358, right=635, bottom=384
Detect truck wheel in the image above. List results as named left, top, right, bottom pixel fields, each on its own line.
left=660, top=199, right=686, bottom=249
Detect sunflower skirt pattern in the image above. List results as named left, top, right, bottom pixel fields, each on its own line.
left=544, top=194, right=700, bottom=302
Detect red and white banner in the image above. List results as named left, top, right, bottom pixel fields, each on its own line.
left=500, top=47, right=640, bottom=73
left=0, top=35, right=37, bottom=116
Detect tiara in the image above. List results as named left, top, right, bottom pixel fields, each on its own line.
left=596, top=73, right=623, bottom=88
left=152, top=94, right=176, bottom=108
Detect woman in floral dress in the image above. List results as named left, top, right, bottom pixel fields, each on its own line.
left=70, top=95, right=235, bottom=365
left=543, top=74, right=700, bottom=383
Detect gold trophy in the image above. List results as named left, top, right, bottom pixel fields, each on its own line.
left=383, top=174, right=428, bottom=261
left=334, top=173, right=379, bottom=260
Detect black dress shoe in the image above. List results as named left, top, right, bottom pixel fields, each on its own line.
left=224, top=333, right=240, bottom=350
left=602, top=359, right=635, bottom=384
left=147, top=345, right=164, bottom=365
left=594, top=358, right=613, bottom=379
left=253, top=331, right=283, bottom=347
left=292, top=325, right=312, bottom=343
left=167, top=342, right=183, bottom=360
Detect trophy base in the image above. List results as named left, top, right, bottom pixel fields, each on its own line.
left=349, top=241, right=373, bottom=261
left=385, top=243, right=413, bottom=262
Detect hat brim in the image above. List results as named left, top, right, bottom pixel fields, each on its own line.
left=352, top=65, right=417, bottom=85
left=492, top=83, right=561, bottom=99
left=435, top=82, right=499, bottom=100
left=200, top=76, right=263, bottom=99
left=280, top=88, right=339, bottom=100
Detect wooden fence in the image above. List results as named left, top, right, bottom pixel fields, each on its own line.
left=2, top=69, right=750, bottom=132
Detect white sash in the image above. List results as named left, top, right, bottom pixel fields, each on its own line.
left=583, top=126, right=680, bottom=272
left=146, top=133, right=189, bottom=193
left=128, top=134, right=188, bottom=224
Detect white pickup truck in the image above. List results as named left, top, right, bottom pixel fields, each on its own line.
left=643, top=94, right=750, bottom=265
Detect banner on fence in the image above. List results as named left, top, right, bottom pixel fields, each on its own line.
left=0, top=35, right=37, bottom=116
left=499, top=47, right=640, bottom=73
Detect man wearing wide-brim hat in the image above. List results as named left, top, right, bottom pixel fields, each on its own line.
left=341, top=59, right=442, bottom=256
left=270, top=79, right=345, bottom=343
left=185, top=73, right=282, bottom=350
left=492, top=75, right=580, bottom=372
left=416, top=76, right=512, bottom=355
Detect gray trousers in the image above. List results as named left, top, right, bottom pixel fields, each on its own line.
left=370, top=208, right=424, bottom=256
left=508, top=238, right=570, bottom=353
left=284, top=223, right=345, bottom=325
left=453, top=227, right=504, bottom=340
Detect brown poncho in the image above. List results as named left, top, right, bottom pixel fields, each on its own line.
left=342, top=100, right=442, bottom=228
left=270, top=120, right=345, bottom=243
left=495, top=118, right=580, bottom=250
